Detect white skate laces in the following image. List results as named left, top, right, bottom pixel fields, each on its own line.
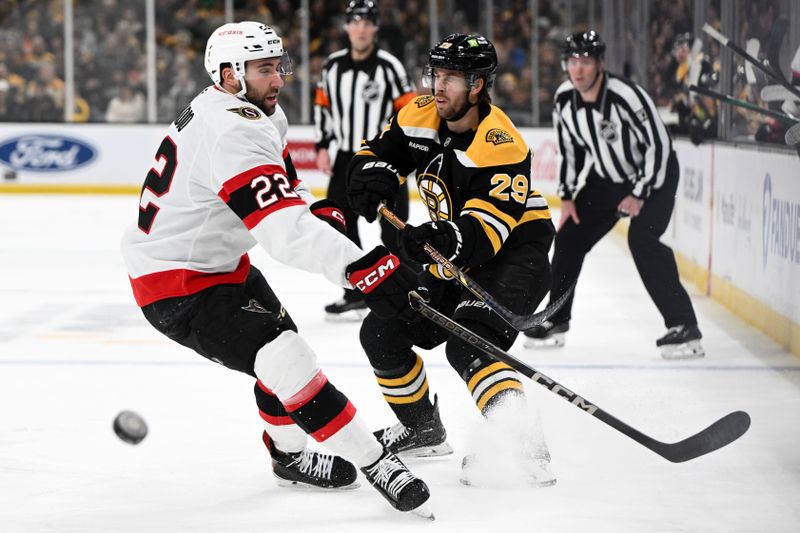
left=288, top=449, right=335, bottom=480
left=364, top=454, right=416, bottom=499
left=378, top=423, right=410, bottom=448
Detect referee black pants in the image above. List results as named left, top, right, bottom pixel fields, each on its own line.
left=547, top=152, right=697, bottom=329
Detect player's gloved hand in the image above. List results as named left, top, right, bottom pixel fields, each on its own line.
left=399, top=220, right=463, bottom=264
left=346, top=246, right=417, bottom=320
left=309, top=199, right=347, bottom=235
left=347, top=160, right=401, bottom=222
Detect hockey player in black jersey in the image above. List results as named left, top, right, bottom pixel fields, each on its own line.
left=346, top=33, right=557, bottom=487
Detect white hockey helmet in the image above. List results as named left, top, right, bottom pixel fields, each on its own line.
left=204, top=21, right=292, bottom=97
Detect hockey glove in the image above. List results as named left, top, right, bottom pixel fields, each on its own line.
left=346, top=159, right=401, bottom=223
left=399, top=220, right=463, bottom=265
left=310, top=199, right=347, bottom=235
left=346, top=246, right=417, bottom=320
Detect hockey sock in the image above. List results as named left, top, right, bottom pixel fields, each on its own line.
left=254, top=380, right=306, bottom=454
left=461, top=357, right=525, bottom=415
left=373, top=353, right=434, bottom=428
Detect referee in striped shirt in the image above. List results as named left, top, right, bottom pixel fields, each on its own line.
left=525, top=30, right=704, bottom=359
left=314, top=0, right=416, bottom=319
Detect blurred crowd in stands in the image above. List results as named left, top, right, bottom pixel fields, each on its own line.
left=0, top=0, right=795, bottom=143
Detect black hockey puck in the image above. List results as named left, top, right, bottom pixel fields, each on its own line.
left=113, top=410, right=148, bottom=445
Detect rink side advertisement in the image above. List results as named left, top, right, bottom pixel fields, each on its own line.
left=711, top=144, right=799, bottom=350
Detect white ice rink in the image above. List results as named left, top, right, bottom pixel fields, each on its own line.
left=1, top=194, right=798, bottom=533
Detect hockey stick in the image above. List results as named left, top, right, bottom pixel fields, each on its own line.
left=407, top=290, right=752, bottom=463
left=689, top=84, right=798, bottom=125
left=378, top=204, right=574, bottom=331
left=702, top=23, right=800, bottom=101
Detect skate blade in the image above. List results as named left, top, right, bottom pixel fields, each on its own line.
left=274, top=476, right=360, bottom=491
left=324, top=309, right=369, bottom=322
left=661, top=340, right=705, bottom=360
left=411, top=501, right=435, bottom=520
left=459, top=476, right=557, bottom=488
left=523, top=333, right=565, bottom=349
left=399, top=441, right=454, bottom=458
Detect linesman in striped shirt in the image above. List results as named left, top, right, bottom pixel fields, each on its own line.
left=524, top=31, right=704, bottom=360
left=314, top=0, right=416, bottom=320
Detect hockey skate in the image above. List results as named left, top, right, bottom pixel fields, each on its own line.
left=263, top=432, right=359, bottom=490
left=324, top=294, right=368, bottom=322
left=373, top=395, right=454, bottom=457
left=523, top=320, right=569, bottom=348
left=460, top=451, right=557, bottom=488
left=361, top=449, right=434, bottom=519
left=657, top=324, right=705, bottom=360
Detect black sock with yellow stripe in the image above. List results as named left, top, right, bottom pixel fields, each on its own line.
left=462, top=357, right=525, bottom=415
left=373, top=353, right=434, bottom=428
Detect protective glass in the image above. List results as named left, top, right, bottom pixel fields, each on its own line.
left=422, top=66, right=470, bottom=90
left=244, top=52, right=294, bottom=80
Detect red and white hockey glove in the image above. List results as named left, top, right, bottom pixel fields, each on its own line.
left=346, top=246, right=417, bottom=320
left=310, top=199, right=347, bottom=235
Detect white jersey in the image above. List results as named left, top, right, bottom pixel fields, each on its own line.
left=121, top=86, right=363, bottom=306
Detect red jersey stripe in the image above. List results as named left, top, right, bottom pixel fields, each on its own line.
left=218, top=164, right=287, bottom=202
left=129, top=254, right=250, bottom=307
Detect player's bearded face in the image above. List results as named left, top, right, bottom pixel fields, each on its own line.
left=431, top=69, right=473, bottom=121
left=243, top=58, right=285, bottom=115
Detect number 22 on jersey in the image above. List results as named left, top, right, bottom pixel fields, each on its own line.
left=137, top=136, right=177, bottom=234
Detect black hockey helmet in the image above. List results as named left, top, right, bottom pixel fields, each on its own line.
left=345, top=0, right=379, bottom=24
left=562, top=30, right=606, bottom=61
left=426, top=33, right=498, bottom=91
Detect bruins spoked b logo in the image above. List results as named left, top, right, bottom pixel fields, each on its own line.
left=416, top=154, right=452, bottom=221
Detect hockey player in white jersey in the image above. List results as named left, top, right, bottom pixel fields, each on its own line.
left=120, top=21, right=431, bottom=517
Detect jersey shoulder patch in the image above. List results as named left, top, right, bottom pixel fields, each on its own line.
left=226, top=106, right=263, bottom=121
left=397, top=95, right=440, bottom=132
left=465, top=106, right=529, bottom=167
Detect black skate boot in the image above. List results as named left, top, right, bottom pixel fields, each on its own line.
left=263, top=432, right=358, bottom=489
left=657, top=324, right=705, bottom=360
left=361, top=449, right=434, bottom=518
left=324, top=291, right=368, bottom=322
left=523, top=320, right=569, bottom=348
left=373, top=395, right=453, bottom=457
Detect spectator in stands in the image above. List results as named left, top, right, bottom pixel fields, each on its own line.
left=106, top=85, right=146, bottom=123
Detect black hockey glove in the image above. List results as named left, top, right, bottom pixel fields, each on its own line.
left=309, top=199, right=347, bottom=235
left=346, top=246, right=417, bottom=320
left=399, top=220, right=463, bottom=264
left=346, top=159, right=401, bottom=223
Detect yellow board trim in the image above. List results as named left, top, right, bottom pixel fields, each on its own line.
left=467, top=361, right=513, bottom=391
left=476, top=380, right=524, bottom=411
left=384, top=378, right=429, bottom=404
left=0, top=183, right=140, bottom=195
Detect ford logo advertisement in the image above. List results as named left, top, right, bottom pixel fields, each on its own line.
left=0, top=134, right=97, bottom=172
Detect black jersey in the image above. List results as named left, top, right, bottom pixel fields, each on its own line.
left=352, top=95, right=554, bottom=277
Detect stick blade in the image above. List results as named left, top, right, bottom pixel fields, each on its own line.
left=657, top=411, right=751, bottom=463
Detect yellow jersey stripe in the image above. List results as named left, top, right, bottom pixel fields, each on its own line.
left=376, top=355, right=424, bottom=387
left=467, top=361, right=514, bottom=391
left=384, top=378, right=430, bottom=404
left=476, top=380, right=524, bottom=411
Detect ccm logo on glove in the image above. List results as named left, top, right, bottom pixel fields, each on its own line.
left=348, top=255, right=398, bottom=293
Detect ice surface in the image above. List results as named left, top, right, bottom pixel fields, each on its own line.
left=0, top=195, right=798, bottom=532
